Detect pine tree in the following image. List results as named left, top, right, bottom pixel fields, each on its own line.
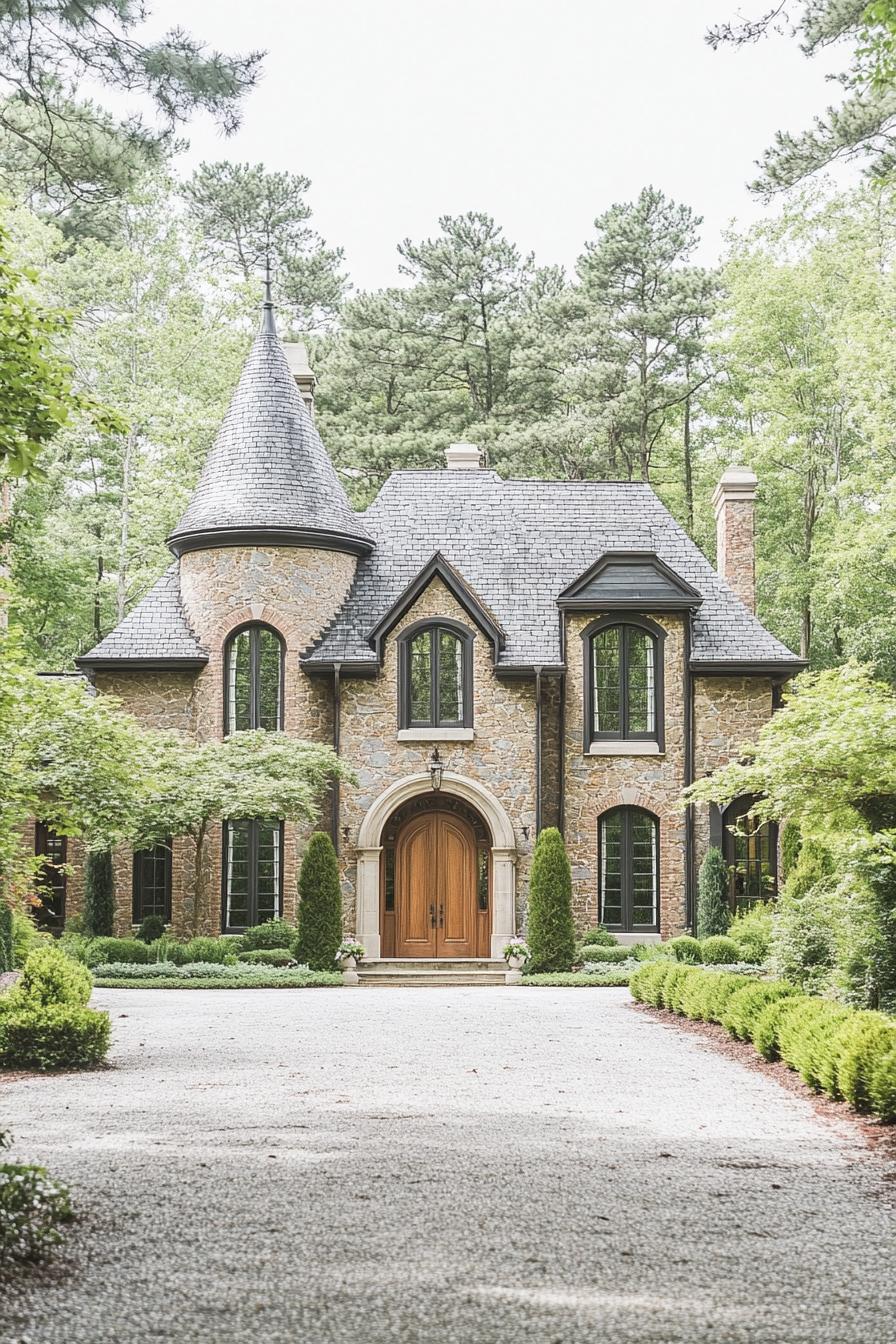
left=294, top=832, right=343, bottom=972
left=0, top=902, right=13, bottom=972
left=84, top=851, right=115, bottom=937
left=696, top=847, right=731, bottom=939
left=527, top=828, right=576, bottom=973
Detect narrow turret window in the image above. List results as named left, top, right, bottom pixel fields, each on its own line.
left=224, top=625, right=284, bottom=734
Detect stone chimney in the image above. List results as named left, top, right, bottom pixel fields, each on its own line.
left=712, top=465, right=758, bottom=612
left=283, top=342, right=316, bottom=418
left=445, top=443, right=483, bottom=470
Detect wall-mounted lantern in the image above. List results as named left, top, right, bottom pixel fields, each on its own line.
left=429, top=747, right=444, bottom=791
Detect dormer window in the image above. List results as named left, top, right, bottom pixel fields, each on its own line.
left=225, top=624, right=284, bottom=734
left=583, top=616, right=665, bottom=751
left=399, top=621, right=473, bottom=729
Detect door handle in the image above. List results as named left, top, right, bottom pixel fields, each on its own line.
left=429, top=902, right=436, bottom=929
left=438, top=903, right=444, bottom=928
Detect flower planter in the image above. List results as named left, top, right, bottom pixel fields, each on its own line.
left=339, top=954, right=359, bottom=986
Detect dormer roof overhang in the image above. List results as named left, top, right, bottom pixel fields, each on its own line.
left=366, top=552, right=506, bottom=662
left=557, top=550, right=703, bottom=611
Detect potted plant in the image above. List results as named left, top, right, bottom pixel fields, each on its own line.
left=503, top=938, right=529, bottom=971
left=335, top=937, right=365, bottom=973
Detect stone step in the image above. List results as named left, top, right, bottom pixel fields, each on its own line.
left=356, top=958, right=507, bottom=987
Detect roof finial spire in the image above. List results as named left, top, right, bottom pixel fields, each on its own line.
left=260, top=256, right=276, bottom=335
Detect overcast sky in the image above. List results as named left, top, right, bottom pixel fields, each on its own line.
left=144, top=0, right=849, bottom=290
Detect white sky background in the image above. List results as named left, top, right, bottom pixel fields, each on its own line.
left=139, top=0, right=851, bottom=288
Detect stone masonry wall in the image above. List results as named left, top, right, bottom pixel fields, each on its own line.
left=716, top=498, right=756, bottom=612
left=692, top=675, right=774, bottom=869
left=337, top=576, right=537, bottom=932
left=563, top=612, right=688, bottom=938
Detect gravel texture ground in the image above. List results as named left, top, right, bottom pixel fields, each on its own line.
left=2, top=985, right=895, bottom=1344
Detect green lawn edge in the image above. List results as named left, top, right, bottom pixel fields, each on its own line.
left=93, top=975, right=343, bottom=989
left=521, top=972, right=632, bottom=987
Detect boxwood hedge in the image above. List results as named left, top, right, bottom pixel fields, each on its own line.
left=629, top=961, right=896, bottom=1122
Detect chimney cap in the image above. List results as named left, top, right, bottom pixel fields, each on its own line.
left=445, top=443, right=483, bottom=470
left=713, top=464, right=758, bottom=511
left=283, top=341, right=315, bottom=383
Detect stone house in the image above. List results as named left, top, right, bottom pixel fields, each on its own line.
left=35, top=294, right=804, bottom=957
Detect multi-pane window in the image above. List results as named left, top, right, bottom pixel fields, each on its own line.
left=132, top=843, right=172, bottom=924
left=589, top=622, right=659, bottom=742
left=225, top=625, right=283, bottom=734
left=599, top=807, right=659, bottom=932
left=223, top=819, right=282, bottom=931
left=402, top=623, right=470, bottom=728
left=723, top=798, right=777, bottom=909
left=34, top=823, right=66, bottom=933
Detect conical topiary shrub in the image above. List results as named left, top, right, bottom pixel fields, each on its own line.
left=696, top=846, right=730, bottom=939
left=84, top=851, right=115, bottom=937
left=293, top=832, right=343, bottom=972
left=527, top=827, right=576, bottom=973
left=0, top=902, right=13, bottom=972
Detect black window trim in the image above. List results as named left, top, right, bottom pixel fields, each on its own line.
left=598, top=805, right=661, bottom=934
left=223, top=621, right=286, bottom=735
left=582, top=614, right=665, bottom=752
left=397, top=618, right=474, bottom=730
left=132, top=840, right=173, bottom=925
left=220, top=818, right=285, bottom=933
left=34, top=821, right=67, bottom=932
left=721, top=795, right=778, bottom=906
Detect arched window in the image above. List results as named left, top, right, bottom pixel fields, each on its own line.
left=224, top=624, right=284, bottom=734
left=722, top=797, right=777, bottom=909
left=222, top=819, right=283, bottom=931
left=599, top=807, right=659, bottom=932
left=584, top=617, right=664, bottom=749
left=398, top=620, right=473, bottom=729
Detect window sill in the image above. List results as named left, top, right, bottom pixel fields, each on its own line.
left=397, top=727, right=474, bottom=742
left=612, top=932, right=662, bottom=946
left=587, top=741, right=663, bottom=757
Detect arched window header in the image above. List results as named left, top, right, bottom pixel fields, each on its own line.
left=224, top=623, right=284, bottom=735
left=398, top=618, right=474, bottom=730
left=582, top=614, right=665, bottom=751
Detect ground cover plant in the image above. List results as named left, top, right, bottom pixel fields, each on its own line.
left=630, top=961, right=896, bottom=1121
left=0, top=1131, right=73, bottom=1265
left=92, top=962, right=340, bottom=989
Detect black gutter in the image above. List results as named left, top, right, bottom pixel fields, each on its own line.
left=684, top=613, right=696, bottom=934
left=558, top=612, right=567, bottom=837
left=535, top=666, right=543, bottom=837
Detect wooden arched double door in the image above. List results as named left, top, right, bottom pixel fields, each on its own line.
left=381, top=801, right=491, bottom=958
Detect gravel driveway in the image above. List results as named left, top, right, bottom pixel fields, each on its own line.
left=2, top=986, right=894, bottom=1344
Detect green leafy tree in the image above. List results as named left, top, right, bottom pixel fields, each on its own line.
left=83, top=851, right=114, bottom=937
left=0, top=1, right=263, bottom=215
left=0, top=900, right=12, bottom=971
left=183, top=162, right=347, bottom=332
left=137, top=732, right=352, bottom=936
left=707, top=2, right=896, bottom=191
left=696, top=847, right=731, bottom=938
left=293, top=832, right=343, bottom=971
left=526, top=828, right=576, bottom=973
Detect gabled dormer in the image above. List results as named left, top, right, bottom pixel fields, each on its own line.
left=557, top=551, right=702, bottom=612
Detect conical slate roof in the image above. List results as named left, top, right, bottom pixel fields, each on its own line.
left=167, top=309, right=372, bottom=557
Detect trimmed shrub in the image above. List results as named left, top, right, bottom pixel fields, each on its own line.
left=669, top=935, right=702, bottom=964
left=86, top=937, right=148, bottom=967
left=522, top=971, right=632, bottom=987
left=14, top=947, right=92, bottom=1009
left=579, top=945, right=632, bottom=964
left=696, top=847, right=730, bottom=939
left=660, top=963, right=693, bottom=1012
left=12, top=912, right=52, bottom=968
left=181, top=937, right=231, bottom=965
left=0, top=1004, right=110, bottom=1069
left=721, top=981, right=799, bottom=1042
left=57, top=931, right=93, bottom=965
left=136, top=915, right=166, bottom=944
left=752, top=996, right=802, bottom=1061
left=837, top=1015, right=896, bottom=1111
left=0, top=1137, right=72, bottom=1263
left=238, top=948, right=295, bottom=967
left=0, top=903, right=13, bottom=973
left=678, top=968, right=719, bottom=1021
left=870, top=1045, right=896, bottom=1122
left=629, top=960, right=674, bottom=1006
left=581, top=927, right=618, bottom=947
left=83, top=851, right=114, bottom=937
left=293, top=833, right=343, bottom=971
left=700, top=935, right=741, bottom=965
left=775, top=999, right=848, bottom=1088
left=526, top=828, right=576, bottom=973
left=241, top=918, right=296, bottom=952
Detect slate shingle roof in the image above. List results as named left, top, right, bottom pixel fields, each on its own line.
left=306, top=471, right=803, bottom=671
left=77, top=565, right=207, bottom=667
left=166, top=331, right=372, bottom=555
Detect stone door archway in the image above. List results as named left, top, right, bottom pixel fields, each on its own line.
left=355, top=772, right=517, bottom=958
